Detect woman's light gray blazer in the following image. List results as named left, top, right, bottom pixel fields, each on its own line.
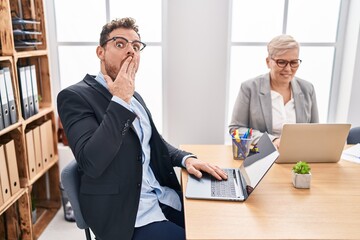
left=229, top=73, right=319, bottom=143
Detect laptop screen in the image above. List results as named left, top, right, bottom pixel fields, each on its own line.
left=239, top=133, right=278, bottom=196
left=276, top=123, right=351, bottom=163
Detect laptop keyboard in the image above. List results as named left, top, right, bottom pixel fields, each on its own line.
left=211, top=169, right=237, bottom=198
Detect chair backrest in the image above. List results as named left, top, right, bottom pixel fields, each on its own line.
left=347, top=127, right=360, bottom=144
left=61, top=160, right=89, bottom=230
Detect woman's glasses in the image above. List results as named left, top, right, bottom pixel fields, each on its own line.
left=271, top=58, right=302, bottom=68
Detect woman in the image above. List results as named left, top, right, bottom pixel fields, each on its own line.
left=229, top=34, right=319, bottom=149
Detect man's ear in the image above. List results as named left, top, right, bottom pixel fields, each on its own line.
left=96, top=46, right=105, bottom=61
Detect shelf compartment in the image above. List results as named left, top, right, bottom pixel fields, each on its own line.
left=1, top=0, right=47, bottom=56
left=0, top=188, right=32, bottom=240
left=10, top=0, right=47, bottom=53
left=24, top=111, right=59, bottom=186
left=30, top=163, right=61, bottom=238
left=15, top=53, right=53, bottom=119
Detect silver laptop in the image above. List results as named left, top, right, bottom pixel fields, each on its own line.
left=185, top=133, right=279, bottom=201
left=276, top=123, right=351, bottom=163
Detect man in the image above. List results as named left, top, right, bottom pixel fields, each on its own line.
left=57, top=17, right=227, bottom=240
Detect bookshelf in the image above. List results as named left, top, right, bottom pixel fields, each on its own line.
left=0, top=0, right=60, bottom=239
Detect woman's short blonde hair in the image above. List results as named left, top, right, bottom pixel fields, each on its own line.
left=267, top=34, right=300, bottom=58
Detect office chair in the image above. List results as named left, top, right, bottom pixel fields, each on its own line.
left=347, top=126, right=360, bottom=144
left=61, top=160, right=92, bottom=240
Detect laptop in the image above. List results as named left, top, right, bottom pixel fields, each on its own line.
left=185, top=133, right=279, bottom=201
left=276, top=123, right=351, bottom=163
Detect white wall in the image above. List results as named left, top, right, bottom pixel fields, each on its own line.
left=347, top=25, right=360, bottom=127
left=336, top=0, right=360, bottom=126
left=163, top=0, right=231, bottom=146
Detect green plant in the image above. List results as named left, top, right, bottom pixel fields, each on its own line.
left=292, top=161, right=311, bottom=174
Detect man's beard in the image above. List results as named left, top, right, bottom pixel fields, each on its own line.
left=103, top=60, right=119, bottom=81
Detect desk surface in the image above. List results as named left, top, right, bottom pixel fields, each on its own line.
left=181, top=145, right=360, bottom=240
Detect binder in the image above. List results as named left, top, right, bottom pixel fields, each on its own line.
left=4, top=139, right=21, bottom=195
left=25, top=66, right=34, bottom=117
left=0, top=70, right=5, bottom=130
left=0, top=69, right=11, bottom=127
left=30, top=65, right=39, bottom=114
left=18, top=66, right=30, bottom=119
left=39, top=121, right=50, bottom=168
left=0, top=145, right=11, bottom=202
left=32, top=126, right=43, bottom=173
left=25, top=129, right=37, bottom=179
left=3, top=67, right=18, bottom=124
left=0, top=99, right=4, bottom=130
left=45, top=120, right=55, bottom=162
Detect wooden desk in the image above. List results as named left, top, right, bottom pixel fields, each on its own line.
left=181, top=145, right=360, bottom=240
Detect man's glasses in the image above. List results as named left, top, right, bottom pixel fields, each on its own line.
left=271, top=58, right=302, bottom=68
left=101, top=36, right=146, bottom=52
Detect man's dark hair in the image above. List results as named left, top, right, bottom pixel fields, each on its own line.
left=99, top=17, right=140, bottom=46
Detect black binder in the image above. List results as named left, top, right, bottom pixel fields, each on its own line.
left=0, top=97, right=4, bottom=130
left=18, top=66, right=30, bottom=119
left=0, top=70, right=5, bottom=130
left=0, top=69, right=11, bottom=127
left=25, top=66, right=34, bottom=117
left=3, top=67, right=18, bottom=124
left=30, top=65, right=39, bottom=114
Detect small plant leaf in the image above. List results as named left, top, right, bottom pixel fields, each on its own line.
left=292, top=161, right=311, bottom=174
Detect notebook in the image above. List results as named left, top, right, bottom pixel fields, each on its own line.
left=276, top=123, right=351, bottom=163
left=185, top=133, right=279, bottom=201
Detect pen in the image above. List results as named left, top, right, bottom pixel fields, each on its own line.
left=243, top=132, right=248, bottom=139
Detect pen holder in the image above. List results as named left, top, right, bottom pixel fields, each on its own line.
left=232, top=137, right=252, bottom=160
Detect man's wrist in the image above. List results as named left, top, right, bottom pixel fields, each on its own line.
left=182, top=155, right=197, bottom=167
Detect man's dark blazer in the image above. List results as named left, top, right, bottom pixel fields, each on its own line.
left=57, top=74, right=191, bottom=240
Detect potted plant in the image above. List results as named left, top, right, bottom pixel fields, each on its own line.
left=292, top=161, right=311, bottom=189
